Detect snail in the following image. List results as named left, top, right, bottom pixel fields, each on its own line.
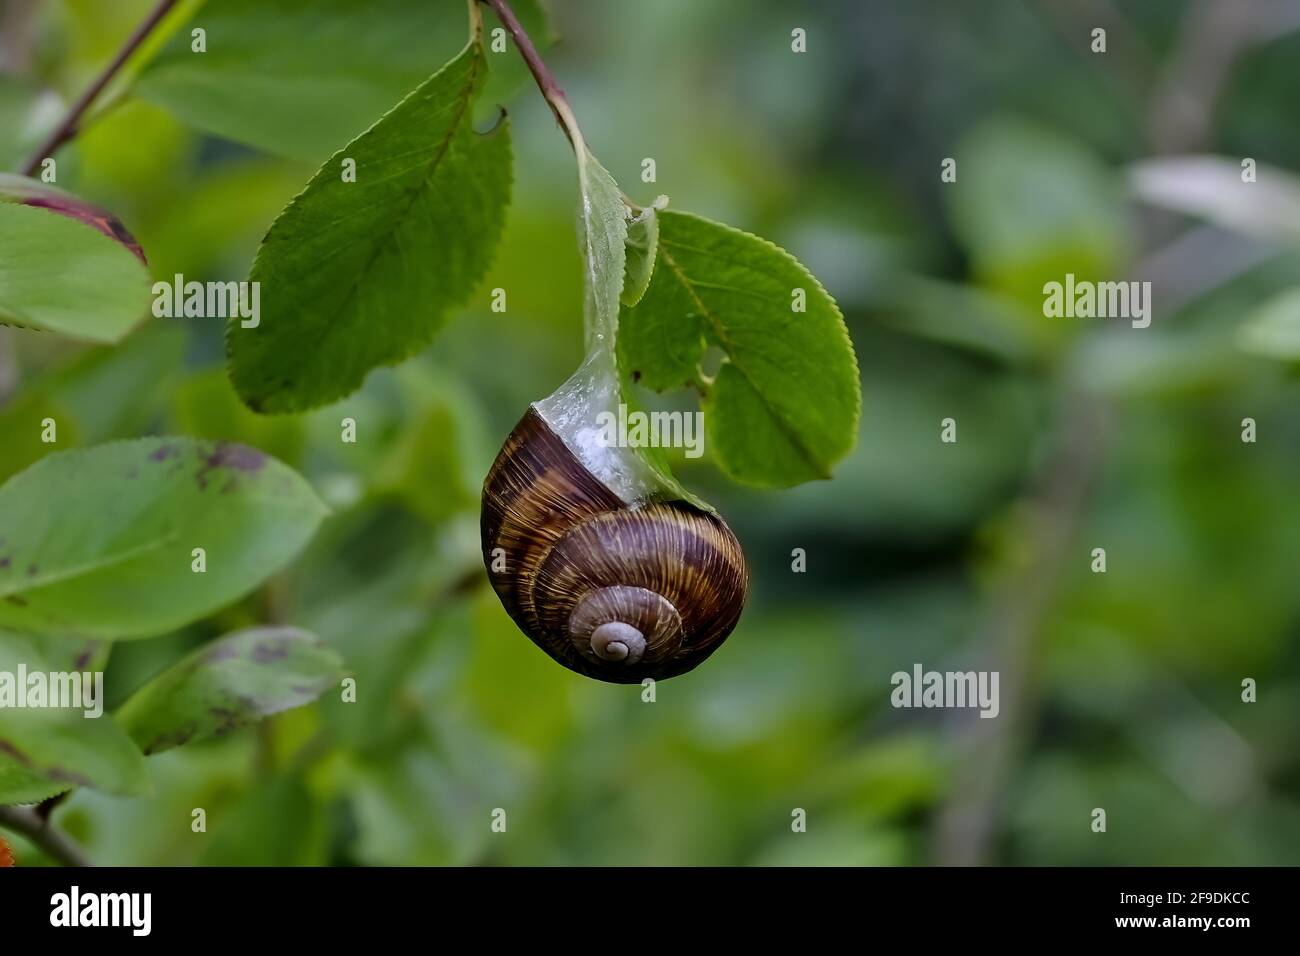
left=480, top=201, right=750, bottom=684
left=479, top=139, right=747, bottom=683
left=481, top=399, right=748, bottom=684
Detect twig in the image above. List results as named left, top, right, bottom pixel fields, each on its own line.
left=480, top=0, right=586, bottom=151
left=18, top=0, right=181, bottom=177
left=1146, top=0, right=1277, bottom=155
left=0, top=804, right=94, bottom=867
left=934, top=378, right=1110, bottom=866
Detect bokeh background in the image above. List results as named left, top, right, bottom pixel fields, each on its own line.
left=2, top=0, right=1299, bottom=865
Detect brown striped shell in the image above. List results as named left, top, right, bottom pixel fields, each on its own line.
left=481, top=406, right=748, bottom=683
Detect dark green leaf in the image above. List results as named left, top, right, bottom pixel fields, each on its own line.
left=619, top=210, right=861, bottom=487
left=227, top=39, right=512, bottom=412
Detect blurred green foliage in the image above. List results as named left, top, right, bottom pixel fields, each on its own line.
left=1, top=0, right=1299, bottom=866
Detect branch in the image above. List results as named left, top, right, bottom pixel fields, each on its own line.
left=933, top=378, right=1110, bottom=866
left=0, top=804, right=94, bottom=867
left=18, top=0, right=182, bottom=177
left=479, top=0, right=585, bottom=152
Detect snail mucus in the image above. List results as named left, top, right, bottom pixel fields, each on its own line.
left=481, top=251, right=748, bottom=684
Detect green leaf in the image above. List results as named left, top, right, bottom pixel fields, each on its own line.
left=136, top=0, right=549, bottom=163
left=621, top=201, right=661, bottom=307
left=170, top=367, right=307, bottom=469
left=137, top=0, right=463, bottom=163
left=227, top=38, right=512, bottom=413
left=879, top=276, right=1038, bottom=364
left=116, top=626, right=343, bottom=755
left=946, top=118, right=1125, bottom=310
left=0, top=438, right=327, bottom=639
left=0, top=201, right=151, bottom=343
left=41, top=325, right=188, bottom=444
left=198, top=775, right=328, bottom=865
left=0, top=629, right=110, bottom=677
left=0, top=709, right=149, bottom=802
left=0, top=326, right=186, bottom=484
left=373, top=370, right=490, bottom=525
left=578, top=151, right=628, bottom=348
left=0, top=174, right=147, bottom=261
left=1238, top=287, right=1300, bottom=360
left=618, top=210, right=861, bottom=487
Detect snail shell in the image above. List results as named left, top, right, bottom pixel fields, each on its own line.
left=481, top=407, right=748, bottom=683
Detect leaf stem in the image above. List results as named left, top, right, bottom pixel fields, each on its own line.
left=0, top=804, right=94, bottom=867
left=479, top=0, right=586, bottom=153
left=17, top=0, right=182, bottom=177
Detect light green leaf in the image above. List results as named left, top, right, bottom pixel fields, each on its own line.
left=579, top=151, right=628, bottom=349
left=0, top=438, right=327, bottom=639
left=136, top=0, right=549, bottom=163
left=227, top=38, right=512, bottom=413
left=946, top=118, right=1125, bottom=310
left=0, top=174, right=147, bottom=260
left=1238, top=287, right=1300, bottom=360
left=879, top=276, right=1038, bottom=364
left=619, top=210, right=861, bottom=487
left=0, top=709, right=149, bottom=802
left=0, top=201, right=150, bottom=343
left=116, top=626, right=344, bottom=755
left=1130, top=156, right=1300, bottom=244
left=0, top=630, right=110, bottom=677
left=136, top=0, right=463, bottom=163
left=621, top=202, right=661, bottom=307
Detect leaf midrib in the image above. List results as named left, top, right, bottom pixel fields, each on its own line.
left=0, top=497, right=322, bottom=598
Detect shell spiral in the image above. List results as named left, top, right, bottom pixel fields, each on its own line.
left=481, top=407, right=749, bottom=683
